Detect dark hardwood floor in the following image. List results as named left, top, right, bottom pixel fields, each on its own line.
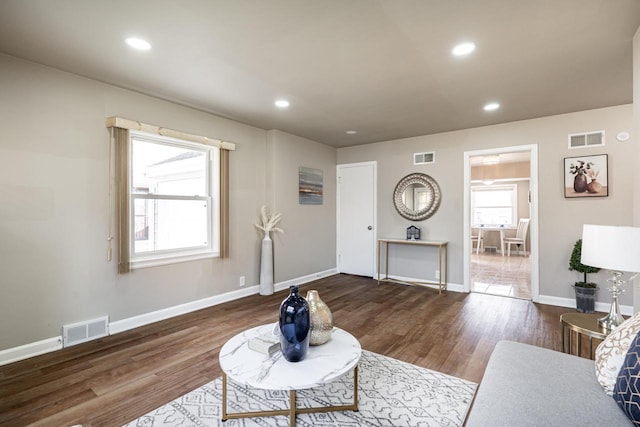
left=0, top=274, right=571, bottom=426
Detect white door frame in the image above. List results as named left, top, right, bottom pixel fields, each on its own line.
left=336, top=161, right=377, bottom=276
left=463, top=145, right=539, bottom=302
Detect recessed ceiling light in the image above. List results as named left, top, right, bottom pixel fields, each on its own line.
left=346, top=130, right=357, bottom=135
left=125, top=37, right=152, bottom=51
left=483, top=102, right=500, bottom=111
left=274, top=99, right=290, bottom=108
left=452, top=42, right=476, bottom=56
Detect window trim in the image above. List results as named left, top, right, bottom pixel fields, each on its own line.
left=470, top=184, right=518, bottom=227
left=128, top=130, right=220, bottom=270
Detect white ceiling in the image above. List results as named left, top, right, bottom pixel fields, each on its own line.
left=0, top=0, right=638, bottom=148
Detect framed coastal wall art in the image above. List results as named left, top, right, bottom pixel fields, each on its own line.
left=564, top=154, right=608, bottom=198
left=299, top=166, right=323, bottom=204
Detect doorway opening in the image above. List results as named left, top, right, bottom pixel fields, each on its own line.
left=463, top=146, right=539, bottom=301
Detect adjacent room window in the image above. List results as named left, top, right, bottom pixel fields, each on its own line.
left=413, top=187, right=431, bottom=211
left=471, top=184, right=517, bottom=227
left=129, top=131, right=219, bottom=268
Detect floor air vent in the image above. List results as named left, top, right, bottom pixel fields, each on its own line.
left=63, top=316, right=109, bottom=347
left=413, top=151, right=435, bottom=165
left=568, top=131, right=604, bottom=149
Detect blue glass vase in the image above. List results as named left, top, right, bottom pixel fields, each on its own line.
left=279, top=285, right=310, bottom=362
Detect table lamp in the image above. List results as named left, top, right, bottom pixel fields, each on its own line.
left=580, top=224, right=640, bottom=330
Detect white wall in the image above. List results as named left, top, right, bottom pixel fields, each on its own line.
left=266, top=130, right=337, bottom=282
left=0, top=54, right=336, bottom=353
left=338, top=105, right=636, bottom=307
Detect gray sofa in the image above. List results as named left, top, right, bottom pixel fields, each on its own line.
left=466, top=341, right=632, bottom=426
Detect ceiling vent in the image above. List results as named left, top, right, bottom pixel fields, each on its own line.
left=568, top=131, right=605, bottom=149
left=413, top=151, right=435, bottom=165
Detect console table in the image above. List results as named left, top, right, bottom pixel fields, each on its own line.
left=377, top=238, right=448, bottom=293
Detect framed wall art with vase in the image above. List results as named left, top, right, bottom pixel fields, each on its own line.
left=564, top=154, right=608, bottom=198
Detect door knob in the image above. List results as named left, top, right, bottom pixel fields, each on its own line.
left=367, top=226, right=373, bottom=230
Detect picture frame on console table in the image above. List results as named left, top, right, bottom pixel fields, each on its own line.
left=564, top=154, right=608, bottom=198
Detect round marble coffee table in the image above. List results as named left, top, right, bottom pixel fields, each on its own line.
left=219, top=323, right=361, bottom=426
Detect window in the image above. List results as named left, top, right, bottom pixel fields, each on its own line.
left=414, top=187, right=431, bottom=211
left=129, top=131, right=219, bottom=268
left=471, top=184, right=517, bottom=227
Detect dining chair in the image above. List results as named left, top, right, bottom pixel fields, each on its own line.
left=471, top=228, right=484, bottom=254
left=504, top=218, right=530, bottom=256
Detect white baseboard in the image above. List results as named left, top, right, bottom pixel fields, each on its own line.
left=112, top=268, right=337, bottom=335
left=109, top=286, right=259, bottom=335
left=0, top=268, right=339, bottom=366
left=381, top=274, right=465, bottom=293
left=275, top=268, right=338, bottom=293
left=538, top=294, right=634, bottom=316
left=0, top=336, right=62, bottom=367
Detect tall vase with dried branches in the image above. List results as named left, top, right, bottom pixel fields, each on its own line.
left=254, top=205, right=284, bottom=295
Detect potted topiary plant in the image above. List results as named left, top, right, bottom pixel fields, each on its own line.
left=568, top=239, right=601, bottom=313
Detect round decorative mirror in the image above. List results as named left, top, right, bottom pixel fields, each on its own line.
left=393, top=173, right=441, bottom=221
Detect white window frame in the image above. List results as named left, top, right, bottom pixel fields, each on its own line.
left=128, top=130, right=220, bottom=269
left=470, top=184, right=518, bottom=227
left=413, top=187, right=431, bottom=211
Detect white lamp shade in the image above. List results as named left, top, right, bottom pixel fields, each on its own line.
left=581, top=224, right=640, bottom=272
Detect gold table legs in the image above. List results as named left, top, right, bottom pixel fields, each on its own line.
left=377, top=240, right=448, bottom=293
left=221, top=366, right=359, bottom=426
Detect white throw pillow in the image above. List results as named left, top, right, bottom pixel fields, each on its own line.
left=595, top=312, right=640, bottom=395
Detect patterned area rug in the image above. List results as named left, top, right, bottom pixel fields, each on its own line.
left=124, top=350, right=476, bottom=427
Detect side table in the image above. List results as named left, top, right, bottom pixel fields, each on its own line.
left=560, top=312, right=610, bottom=359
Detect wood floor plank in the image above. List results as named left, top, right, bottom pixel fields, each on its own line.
left=0, top=274, right=574, bottom=426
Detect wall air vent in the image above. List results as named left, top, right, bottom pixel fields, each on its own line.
left=568, top=131, right=605, bottom=149
left=62, top=316, right=109, bottom=347
left=413, top=151, right=435, bottom=165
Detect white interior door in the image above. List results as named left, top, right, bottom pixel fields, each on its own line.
left=337, top=162, right=376, bottom=276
